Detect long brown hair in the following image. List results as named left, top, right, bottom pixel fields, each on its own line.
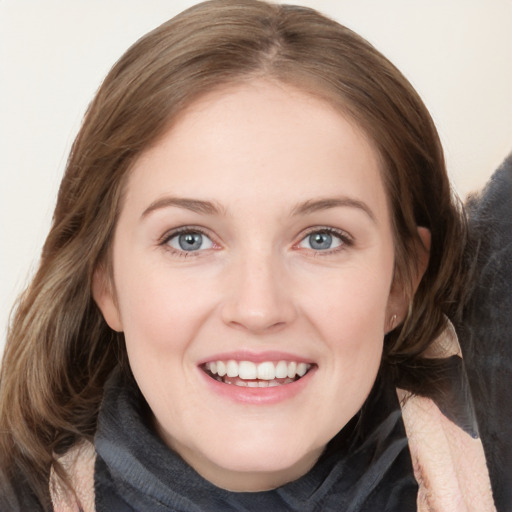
left=0, top=0, right=467, bottom=507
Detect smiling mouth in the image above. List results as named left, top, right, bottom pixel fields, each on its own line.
left=201, top=360, right=313, bottom=387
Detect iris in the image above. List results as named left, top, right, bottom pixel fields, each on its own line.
left=309, top=232, right=332, bottom=250
left=179, top=233, right=203, bottom=251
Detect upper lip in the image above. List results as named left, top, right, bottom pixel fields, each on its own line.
left=197, top=350, right=315, bottom=366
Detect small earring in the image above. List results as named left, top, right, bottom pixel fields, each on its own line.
left=389, top=314, right=397, bottom=331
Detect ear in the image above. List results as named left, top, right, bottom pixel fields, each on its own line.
left=385, top=227, right=431, bottom=332
left=92, top=265, right=124, bottom=332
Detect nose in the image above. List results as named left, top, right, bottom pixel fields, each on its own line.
left=220, top=250, right=297, bottom=334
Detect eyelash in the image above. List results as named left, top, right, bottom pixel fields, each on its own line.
left=159, top=226, right=216, bottom=258
left=295, top=226, right=354, bottom=256
left=158, top=226, right=354, bottom=257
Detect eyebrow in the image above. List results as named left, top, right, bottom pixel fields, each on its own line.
left=291, top=197, right=376, bottom=223
left=141, top=195, right=376, bottom=223
left=141, top=197, right=223, bottom=218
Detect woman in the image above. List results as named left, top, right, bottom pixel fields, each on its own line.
left=0, top=0, right=495, bottom=510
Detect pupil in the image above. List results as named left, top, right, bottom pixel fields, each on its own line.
left=310, top=232, right=332, bottom=250
left=179, top=233, right=202, bottom=251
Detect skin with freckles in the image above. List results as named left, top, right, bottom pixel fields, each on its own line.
left=93, top=80, right=409, bottom=492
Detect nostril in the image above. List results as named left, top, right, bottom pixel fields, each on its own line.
left=224, top=315, right=290, bottom=334
left=220, top=270, right=297, bottom=332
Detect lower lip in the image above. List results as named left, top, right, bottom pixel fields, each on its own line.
left=198, top=367, right=316, bottom=405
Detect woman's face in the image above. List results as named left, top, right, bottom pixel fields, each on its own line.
left=95, top=80, right=401, bottom=491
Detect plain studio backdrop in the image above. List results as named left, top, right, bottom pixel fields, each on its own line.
left=1, top=0, right=511, bottom=353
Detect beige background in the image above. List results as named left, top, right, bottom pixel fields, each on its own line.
left=1, top=0, right=511, bottom=353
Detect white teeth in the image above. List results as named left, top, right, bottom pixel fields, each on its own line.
left=257, top=362, right=275, bottom=380
left=297, top=362, right=308, bottom=377
left=287, top=361, right=297, bottom=379
left=239, top=361, right=257, bottom=379
left=226, top=360, right=238, bottom=378
left=216, top=361, right=226, bottom=377
left=275, top=360, right=288, bottom=379
left=204, top=359, right=312, bottom=381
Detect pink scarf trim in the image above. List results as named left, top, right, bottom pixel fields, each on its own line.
left=397, top=321, right=495, bottom=511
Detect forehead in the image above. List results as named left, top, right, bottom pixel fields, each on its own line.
left=124, top=80, right=388, bottom=220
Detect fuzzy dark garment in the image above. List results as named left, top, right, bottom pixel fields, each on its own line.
left=456, top=153, right=512, bottom=512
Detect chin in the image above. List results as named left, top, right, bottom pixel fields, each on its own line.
left=201, top=432, right=324, bottom=479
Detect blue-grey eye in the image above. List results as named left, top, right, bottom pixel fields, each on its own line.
left=168, top=232, right=213, bottom=252
left=299, top=230, right=343, bottom=251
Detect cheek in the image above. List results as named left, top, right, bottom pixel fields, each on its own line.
left=303, top=262, right=392, bottom=340
left=114, top=259, right=215, bottom=355
left=302, top=260, right=392, bottom=385
left=322, top=286, right=385, bottom=377
left=314, top=272, right=389, bottom=414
